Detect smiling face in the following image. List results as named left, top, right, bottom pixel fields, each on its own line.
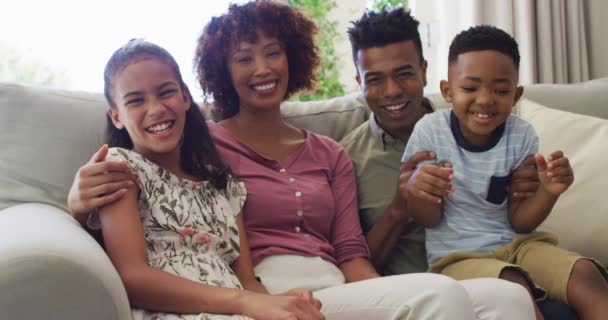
left=228, top=31, right=289, bottom=113
left=441, top=50, right=523, bottom=145
left=108, top=57, right=190, bottom=161
left=355, top=40, right=428, bottom=141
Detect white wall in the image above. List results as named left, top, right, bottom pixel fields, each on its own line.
left=584, top=0, right=608, bottom=79
left=410, top=0, right=478, bottom=94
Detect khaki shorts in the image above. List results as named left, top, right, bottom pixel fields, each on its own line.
left=429, top=232, right=608, bottom=303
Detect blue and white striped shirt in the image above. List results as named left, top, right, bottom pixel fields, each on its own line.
left=402, top=109, right=538, bottom=264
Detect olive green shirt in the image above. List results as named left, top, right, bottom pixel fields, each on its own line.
left=340, top=115, right=427, bottom=275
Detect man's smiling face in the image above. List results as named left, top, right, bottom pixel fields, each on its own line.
left=356, top=40, right=428, bottom=140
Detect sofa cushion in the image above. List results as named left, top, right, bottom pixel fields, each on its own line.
left=522, top=78, right=608, bottom=120
left=519, top=98, right=608, bottom=265
left=281, top=92, right=370, bottom=142
left=0, top=83, right=107, bottom=211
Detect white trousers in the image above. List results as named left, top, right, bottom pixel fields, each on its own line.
left=255, top=255, right=535, bottom=320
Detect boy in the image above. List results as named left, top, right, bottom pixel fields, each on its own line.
left=402, top=25, right=608, bottom=319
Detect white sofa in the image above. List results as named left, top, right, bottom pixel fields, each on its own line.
left=1, top=79, right=607, bottom=319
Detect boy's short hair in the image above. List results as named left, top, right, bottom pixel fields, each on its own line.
left=448, top=25, right=520, bottom=69
left=348, top=7, right=424, bottom=67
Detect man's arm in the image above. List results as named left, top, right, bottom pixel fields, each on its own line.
left=406, top=162, right=453, bottom=227
left=68, top=144, right=134, bottom=225
left=339, top=257, right=380, bottom=282
left=365, top=151, right=436, bottom=270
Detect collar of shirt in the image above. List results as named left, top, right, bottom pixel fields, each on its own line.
left=369, top=113, right=404, bottom=150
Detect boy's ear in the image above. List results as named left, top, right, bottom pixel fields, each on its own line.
left=440, top=80, right=452, bottom=103
left=355, top=74, right=361, bottom=87
left=107, top=108, right=124, bottom=129
left=513, top=85, right=524, bottom=105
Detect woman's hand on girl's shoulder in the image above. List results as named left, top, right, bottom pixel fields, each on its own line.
left=238, top=291, right=325, bottom=320
left=68, top=144, right=136, bottom=222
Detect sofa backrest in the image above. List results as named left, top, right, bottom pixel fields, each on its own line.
left=1, top=78, right=607, bottom=212
left=0, top=83, right=107, bottom=211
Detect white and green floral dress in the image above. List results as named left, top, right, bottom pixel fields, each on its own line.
left=107, top=148, right=251, bottom=320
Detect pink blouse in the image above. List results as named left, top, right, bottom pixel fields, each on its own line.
left=208, top=122, right=370, bottom=266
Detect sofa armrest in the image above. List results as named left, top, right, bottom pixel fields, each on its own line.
left=0, top=203, right=132, bottom=320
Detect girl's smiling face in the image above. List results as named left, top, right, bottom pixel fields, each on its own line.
left=108, top=57, right=190, bottom=162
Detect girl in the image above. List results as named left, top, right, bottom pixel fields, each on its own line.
left=97, top=39, right=323, bottom=320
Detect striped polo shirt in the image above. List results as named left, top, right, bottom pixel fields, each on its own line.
left=401, top=109, right=538, bottom=264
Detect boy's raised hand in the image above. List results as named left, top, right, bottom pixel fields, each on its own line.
left=535, top=151, right=574, bottom=195
left=406, top=161, right=455, bottom=204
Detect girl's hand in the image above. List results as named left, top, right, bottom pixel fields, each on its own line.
left=535, top=151, right=574, bottom=196
left=239, top=291, right=325, bottom=320
left=68, top=144, right=135, bottom=219
left=278, top=288, right=322, bottom=311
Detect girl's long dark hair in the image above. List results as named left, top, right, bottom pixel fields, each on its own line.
left=103, top=39, right=230, bottom=189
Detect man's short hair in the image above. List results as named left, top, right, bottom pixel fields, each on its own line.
left=348, top=7, right=424, bottom=67
left=448, top=25, right=520, bottom=69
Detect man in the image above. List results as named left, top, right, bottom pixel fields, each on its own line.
left=340, top=7, right=578, bottom=320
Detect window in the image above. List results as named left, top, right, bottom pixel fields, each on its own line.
left=0, top=0, right=247, bottom=98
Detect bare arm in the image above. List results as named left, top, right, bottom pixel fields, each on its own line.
left=508, top=155, right=540, bottom=200
left=509, top=152, right=574, bottom=233
left=365, top=151, right=436, bottom=269
left=339, top=257, right=380, bottom=283
left=100, top=185, right=247, bottom=314
left=100, top=185, right=324, bottom=319
left=230, top=212, right=268, bottom=294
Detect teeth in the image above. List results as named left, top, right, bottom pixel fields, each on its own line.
left=472, top=112, right=492, bottom=119
left=253, top=82, right=276, bottom=91
left=147, top=121, right=172, bottom=133
left=385, top=104, right=406, bottom=111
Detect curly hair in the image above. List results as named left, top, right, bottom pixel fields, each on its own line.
left=448, top=25, right=520, bottom=69
left=348, top=7, right=424, bottom=68
left=195, top=0, right=320, bottom=119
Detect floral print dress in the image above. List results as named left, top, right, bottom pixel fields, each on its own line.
left=107, top=148, right=251, bottom=320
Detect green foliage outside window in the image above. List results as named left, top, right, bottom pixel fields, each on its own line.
left=0, top=44, right=69, bottom=87
left=287, top=0, right=344, bottom=101
left=369, top=0, right=408, bottom=11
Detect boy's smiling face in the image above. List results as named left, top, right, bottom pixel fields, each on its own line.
left=440, top=50, right=523, bottom=146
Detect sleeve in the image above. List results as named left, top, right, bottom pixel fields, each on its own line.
left=329, top=147, right=371, bottom=265
left=514, top=120, right=540, bottom=168
left=224, top=176, right=247, bottom=217
left=401, top=115, right=435, bottom=164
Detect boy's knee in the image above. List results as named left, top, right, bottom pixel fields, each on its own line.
left=571, top=259, right=602, bottom=281
left=500, top=267, right=528, bottom=283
